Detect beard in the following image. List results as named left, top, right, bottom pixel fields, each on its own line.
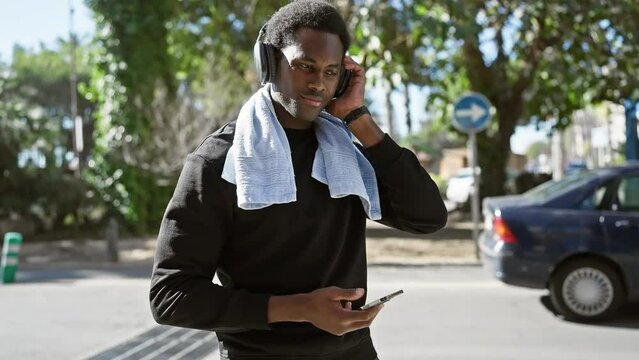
left=271, top=90, right=321, bottom=124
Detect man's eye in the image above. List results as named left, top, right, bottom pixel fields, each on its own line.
left=299, top=63, right=312, bottom=70
left=326, top=70, right=338, bottom=77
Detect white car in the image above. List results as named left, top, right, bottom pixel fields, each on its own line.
left=446, top=167, right=476, bottom=206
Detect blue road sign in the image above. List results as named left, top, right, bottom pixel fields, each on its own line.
left=452, top=93, right=492, bottom=133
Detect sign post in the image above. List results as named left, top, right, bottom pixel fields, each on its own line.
left=452, top=93, right=492, bottom=259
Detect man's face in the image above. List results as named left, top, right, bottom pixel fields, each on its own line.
left=271, top=27, right=344, bottom=128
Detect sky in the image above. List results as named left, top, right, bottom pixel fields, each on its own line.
left=0, top=0, right=94, bottom=63
left=0, top=0, right=544, bottom=154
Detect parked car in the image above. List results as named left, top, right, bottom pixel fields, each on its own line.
left=446, top=167, right=476, bottom=206
left=565, top=159, right=589, bottom=175
left=479, top=162, right=639, bottom=322
left=446, top=167, right=518, bottom=208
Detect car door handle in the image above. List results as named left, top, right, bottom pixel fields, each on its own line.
left=614, top=220, right=631, bottom=228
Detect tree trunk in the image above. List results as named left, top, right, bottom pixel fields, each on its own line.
left=384, top=79, right=395, bottom=138
left=105, top=217, right=119, bottom=263
left=477, top=108, right=518, bottom=198
left=477, top=132, right=509, bottom=198
left=404, top=84, right=412, bottom=134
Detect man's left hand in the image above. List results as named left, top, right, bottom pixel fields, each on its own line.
left=326, top=56, right=366, bottom=120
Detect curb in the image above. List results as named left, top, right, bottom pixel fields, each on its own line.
left=368, top=261, right=481, bottom=268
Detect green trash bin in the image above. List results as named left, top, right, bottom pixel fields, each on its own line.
left=1, top=232, right=23, bottom=284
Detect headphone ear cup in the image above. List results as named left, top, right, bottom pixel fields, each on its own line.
left=264, top=43, right=278, bottom=83
left=334, top=68, right=351, bottom=98
left=254, top=41, right=268, bottom=85
left=254, top=41, right=278, bottom=85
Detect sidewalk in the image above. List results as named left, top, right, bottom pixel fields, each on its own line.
left=364, top=211, right=479, bottom=266
left=16, top=211, right=479, bottom=270
left=3, top=212, right=480, bottom=360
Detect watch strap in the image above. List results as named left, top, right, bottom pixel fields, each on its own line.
left=343, top=105, right=370, bottom=126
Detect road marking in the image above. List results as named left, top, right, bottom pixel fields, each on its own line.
left=107, top=327, right=183, bottom=360
left=85, top=325, right=217, bottom=360
left=137, top=330, right=199, bottom=360
left=166, top=333, right=217, bottom=360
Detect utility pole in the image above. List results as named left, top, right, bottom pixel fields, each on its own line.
left=551, top=128, right=564, bottom=180
left=625, top=99, right=639, bottom=161
left=69, top=0, right=83, bottom=175
left=404, top=84, right=412, bottom=134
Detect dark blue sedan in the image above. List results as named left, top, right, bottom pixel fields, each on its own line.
left=479, top=162, right=639, bottom=322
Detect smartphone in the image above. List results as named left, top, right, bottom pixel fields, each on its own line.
left=359, top=289, right=404, bottom=310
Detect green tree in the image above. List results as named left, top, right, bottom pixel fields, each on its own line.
left=348, top=0, right=639, bottom=197
left=75, top=1, right=399, bottom=233
left=85, top=1, right=288, bottom=233
left=0, top=43, right=96, bottom=232
left=85, top=0, right=180, bottom=233
left=85, top=0, right=639, bottom=224
left=168, top=0, right=286, bottom=123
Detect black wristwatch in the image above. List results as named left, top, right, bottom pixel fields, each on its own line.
left=343, top=105, right=370, bottom=126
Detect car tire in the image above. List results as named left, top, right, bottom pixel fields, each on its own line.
left=549, top=259, right=624, bottom=322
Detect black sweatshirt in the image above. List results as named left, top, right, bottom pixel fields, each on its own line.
left=150, top=121, right=447, bottom=359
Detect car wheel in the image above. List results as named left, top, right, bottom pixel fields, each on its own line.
left=549, top=259, right=624, bottom=322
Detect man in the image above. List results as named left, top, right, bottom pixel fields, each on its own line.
left=150, top=1, right=447, bottom=359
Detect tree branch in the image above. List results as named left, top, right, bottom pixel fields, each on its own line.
left=512, top=34, right=559, bottom=99
left=511, top=4, right=558, bottom=100
left=462, top=35, right=493, bottom=94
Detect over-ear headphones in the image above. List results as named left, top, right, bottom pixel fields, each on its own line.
left=254, top=24, right=351, bottom=98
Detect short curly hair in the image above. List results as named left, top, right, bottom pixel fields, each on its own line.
left=264, top=0, right=350, bottom=55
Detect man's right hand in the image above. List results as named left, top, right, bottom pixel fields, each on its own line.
left=268, top=286, right=384, bottom=336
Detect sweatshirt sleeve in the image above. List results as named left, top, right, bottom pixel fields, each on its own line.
left=150, top=153, right=271, bottom=332
left=362, top=134, right=448, bottom=234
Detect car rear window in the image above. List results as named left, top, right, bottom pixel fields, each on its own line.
left=522, top=169, right=613, bottom=202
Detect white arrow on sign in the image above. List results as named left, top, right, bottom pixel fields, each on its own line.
left=454, top=103, right=487, bottom=122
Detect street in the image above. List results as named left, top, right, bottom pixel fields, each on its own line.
left=369, top=266, right=639, bottom=360
left=1, top=265, right=638, bottom=360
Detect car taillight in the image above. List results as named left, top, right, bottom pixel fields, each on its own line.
left=493, top=216, right=517, bottom=244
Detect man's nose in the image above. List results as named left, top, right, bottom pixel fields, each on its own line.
left=308, top=72, right=327, bottom=93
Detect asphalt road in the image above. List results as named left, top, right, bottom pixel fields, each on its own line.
left=1, top=264, right=638, bottom=360
left=368, top=266, right=639, bottom=360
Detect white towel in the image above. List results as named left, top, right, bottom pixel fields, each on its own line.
left=221, top=84, right=381, bottom=220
